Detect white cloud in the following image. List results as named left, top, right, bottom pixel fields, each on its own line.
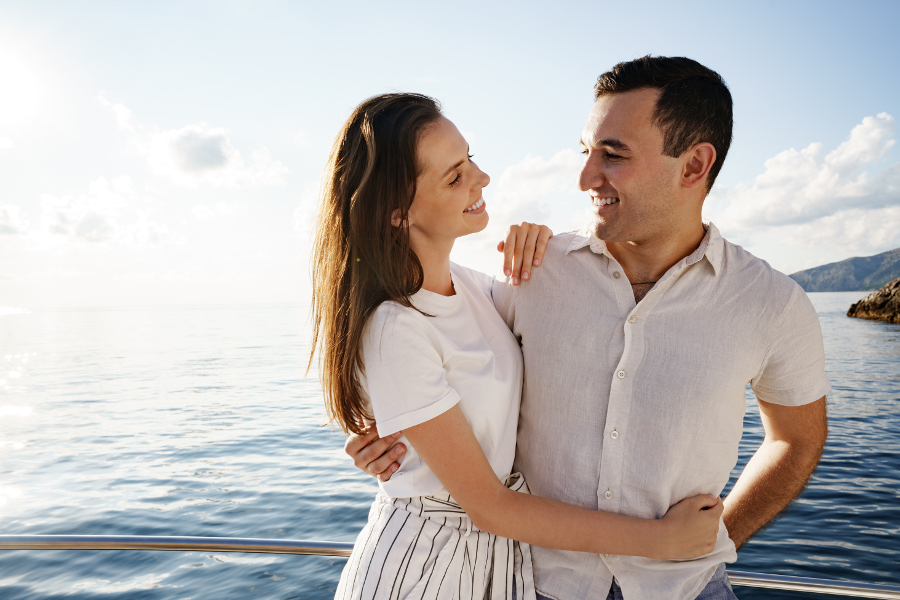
left=37, top=176, right=176, bottom=248
left=452, top=149, right=589, bottom=273
left=191, top=202, right=237, bottom=220
left=293, top=184, right=321, bottom=237
left=713, top=113, right=898, bottom=232
left=98, top=92, right=135, bottom=131
left=99, top=95, right=288, bottom=187
left=146, top=123, right=288, bottom=187
left=0, top=137, right=13, bottom=150
left=786, top=206, right=900, bottom=255
left=0, top=205, right=28, bottom=234
left=191, top=205, right=215, bottom=220
left=479, top=148, right=585, bottom=241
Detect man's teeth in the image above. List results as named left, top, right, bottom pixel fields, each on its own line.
left=464, top=197, right=485, bottom=212
left=592, top=197, right=619, bottom=206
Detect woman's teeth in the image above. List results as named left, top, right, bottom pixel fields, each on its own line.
left=592, top=197, right=619, bottom=206
left=464, top=197, right=485, bottom=212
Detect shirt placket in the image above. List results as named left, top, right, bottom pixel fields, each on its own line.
left=596, top=255, right=698, bottom=559
left=595, top=257, right=640, bottom=560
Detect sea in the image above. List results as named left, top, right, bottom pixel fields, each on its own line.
left=0, top=291, right=897, bottom=600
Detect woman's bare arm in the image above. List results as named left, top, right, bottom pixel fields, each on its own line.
left=403, top=404, right=722, bottom=559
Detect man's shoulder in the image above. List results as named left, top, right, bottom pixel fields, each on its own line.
left=545, top=231, right=583, bottom=259
left=720, top=238, right=804, bottom=303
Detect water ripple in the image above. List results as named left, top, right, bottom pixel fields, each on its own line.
left=1, top=296, right=897, bottom=599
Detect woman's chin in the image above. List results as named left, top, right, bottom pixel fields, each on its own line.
left=461, top=210, right=489, bottom=236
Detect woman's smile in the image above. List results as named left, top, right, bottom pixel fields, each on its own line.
left=464, top=197, right=486, bottom=214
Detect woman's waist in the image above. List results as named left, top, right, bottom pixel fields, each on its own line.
left=373, top=472, right=529, bottom=534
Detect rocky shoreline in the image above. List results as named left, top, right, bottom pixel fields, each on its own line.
left=847, top=277, right=900, bottom=324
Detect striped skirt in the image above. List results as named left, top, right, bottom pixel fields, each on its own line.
left=335, top=473, right=536, bottom=600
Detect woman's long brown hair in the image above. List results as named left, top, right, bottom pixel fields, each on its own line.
left=309, top=93, right=443, bottom=435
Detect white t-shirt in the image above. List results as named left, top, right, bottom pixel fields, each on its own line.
left=360, top=262, right=524, bottom=499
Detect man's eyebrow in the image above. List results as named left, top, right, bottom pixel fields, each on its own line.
left=580, top=137, right=631, bottom=152
left=600, top=138, right=630, bottom=151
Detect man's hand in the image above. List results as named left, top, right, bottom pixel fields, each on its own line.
left=345, top=425, right=406, bottom=482
left=497, top=223, right=553, bottom=285
left=723, top=396, right=827, bottom=549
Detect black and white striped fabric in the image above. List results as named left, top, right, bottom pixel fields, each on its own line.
left=336, top=473, right=536, bottom=600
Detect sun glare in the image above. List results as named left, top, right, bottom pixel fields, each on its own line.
left=0, top=51, right=41, bottom=128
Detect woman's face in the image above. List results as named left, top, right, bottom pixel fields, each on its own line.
left=405, top=117, right=491, bottom=243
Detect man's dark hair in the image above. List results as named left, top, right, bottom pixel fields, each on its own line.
left=594, top=56, right=733, bottom=193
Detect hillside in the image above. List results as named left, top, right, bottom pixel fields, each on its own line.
left=789, top=247, right=900, bottom=292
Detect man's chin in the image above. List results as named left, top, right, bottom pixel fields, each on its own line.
left=589, top=218, right=618, bottom=241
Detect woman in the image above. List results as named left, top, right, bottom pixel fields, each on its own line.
left=310, top=93, right=721, bottom=600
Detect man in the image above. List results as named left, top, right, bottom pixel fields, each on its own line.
left=347, top=56, right=829, bottom=600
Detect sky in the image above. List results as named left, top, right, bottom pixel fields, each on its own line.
left=1, top=0, right=899, bottom=308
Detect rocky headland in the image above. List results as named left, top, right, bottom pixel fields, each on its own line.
left=790, top=247, right=900, bottom=292
left=847, top=277, right=900, bottom=324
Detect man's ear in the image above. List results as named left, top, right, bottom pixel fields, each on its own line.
left=390, top=209, right=402, bottom=227
left=681, top=142, right=716, bottom=190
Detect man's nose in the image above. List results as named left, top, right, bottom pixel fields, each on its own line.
left=578, top=153, right=604, bottom=192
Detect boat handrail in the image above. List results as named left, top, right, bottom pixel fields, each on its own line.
left=2, top=535, right=899, bottom=599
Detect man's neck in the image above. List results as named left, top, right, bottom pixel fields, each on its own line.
left=604, top=220, right=707, bottom=294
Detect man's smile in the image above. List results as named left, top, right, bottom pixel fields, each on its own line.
left=591, top=195, right=619, bottom=213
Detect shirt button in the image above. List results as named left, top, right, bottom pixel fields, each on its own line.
left=617, top=370, right=626, bottom=379
left=610, top=430, right=619, bottom=439
left=613, top=271, right=621, bottom=279
left=605, top=490, right=612, bottom=499
left=604, top=554, right=612, bottom=559
left=628, top=315, right=636, bottom=323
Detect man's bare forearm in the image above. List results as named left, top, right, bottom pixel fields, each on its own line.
left=723, top=436, right=824, bottom=549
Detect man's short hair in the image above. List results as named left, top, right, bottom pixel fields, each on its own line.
left=594, top=56, right=733, bottom=193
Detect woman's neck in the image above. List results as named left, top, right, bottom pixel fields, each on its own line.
left=409, top=231, right=455, bottom=296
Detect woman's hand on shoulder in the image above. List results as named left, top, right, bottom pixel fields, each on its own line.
left=654, top=494, right=723, bottom=560
left=496, top=223, right=553, bottom=285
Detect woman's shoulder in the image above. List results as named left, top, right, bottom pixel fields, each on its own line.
left=369, top=300, right=422, bottom=326
left=366, top=301, right=431, bottom=343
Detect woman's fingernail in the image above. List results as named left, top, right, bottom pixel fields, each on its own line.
left=504, top=269, right=510, bottom=277
left=395, top=446, right=405, bottom=455
left=533, top=259, right=540, bottom=266
left=522, top=272, right=529, bottom=280
left=512, top=277, right=519, bottom=285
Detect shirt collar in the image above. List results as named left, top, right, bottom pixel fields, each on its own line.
left=565, top=221, right=724, bottom=277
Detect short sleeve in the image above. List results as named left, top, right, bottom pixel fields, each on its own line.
left=751, top=288, right=832, bottom=406
left=362, top=305, right=461, bottom=437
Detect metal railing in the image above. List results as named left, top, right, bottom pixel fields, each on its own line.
left=2, top=535, right=899, bottom=599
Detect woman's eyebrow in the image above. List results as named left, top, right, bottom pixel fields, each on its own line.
left=441, top=159, right=466, bottom=179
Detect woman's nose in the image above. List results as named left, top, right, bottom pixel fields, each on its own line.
left=477, top=166, right=490, bottom=189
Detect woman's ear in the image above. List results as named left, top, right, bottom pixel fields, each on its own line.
left=390, top=209, right=402, bottom=227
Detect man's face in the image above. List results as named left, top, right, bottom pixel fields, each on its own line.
left=579, top=88, right=682, bottom=243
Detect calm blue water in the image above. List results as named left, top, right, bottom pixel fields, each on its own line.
left=0, top=292, right=897, bottom=599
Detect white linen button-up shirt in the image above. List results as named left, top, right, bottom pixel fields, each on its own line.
left=491, top=223, right=831, bottom=600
